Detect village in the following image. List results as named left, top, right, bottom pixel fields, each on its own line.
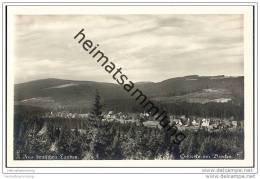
left=42, top=110, right=243, bottom=132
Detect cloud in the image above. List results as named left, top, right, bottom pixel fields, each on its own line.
left=14, top=15, right=243, bottom=83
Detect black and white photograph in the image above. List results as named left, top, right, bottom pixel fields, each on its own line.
left=12, top=14, right=245, bottom=161
left=3, top=3, right=256, bottom=171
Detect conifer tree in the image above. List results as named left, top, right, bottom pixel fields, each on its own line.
left=91, top=90, right=102, bottom=120
left=89, top=90, right=109, bottom=159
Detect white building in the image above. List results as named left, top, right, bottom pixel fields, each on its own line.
left=192, top=119, right=199, bottom=126
left=232, top=121, right=238, bottom=128
left=201, top=118, right=210, bottom=127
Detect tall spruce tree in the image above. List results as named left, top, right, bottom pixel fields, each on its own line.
left=89, top=90, right=106, bottom=159
left=91, top=90, right=102, bottom=120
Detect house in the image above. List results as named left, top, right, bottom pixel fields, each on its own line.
left=107, top=111, right=114, bottom=116
left=176, top=119, right=183, bottom=126
left=185, top=118, right=191, bottom=126
left=201, top=118, right=210, bottom=128
left=192, top=119, right=199, bottom=126
left=144, top=112, right=149, bottom=117
left=231, top=121, right=238, bottom=128
left=223, top=120, right=232, bottom=128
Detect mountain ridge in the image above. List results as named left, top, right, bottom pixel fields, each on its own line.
left=14, top=75, right=244, bottom=111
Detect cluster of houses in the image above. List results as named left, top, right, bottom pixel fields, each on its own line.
left=169, top=115, right=241, bottom=131
left=42, top=111, right=242, bottom=131
left=43, top=111, right=90, bottom=119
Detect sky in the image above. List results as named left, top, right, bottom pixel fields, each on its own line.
left=14, top=15, right=243, bottom=84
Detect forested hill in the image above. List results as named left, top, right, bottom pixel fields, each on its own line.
left=14, top=75, right=244, bottom=113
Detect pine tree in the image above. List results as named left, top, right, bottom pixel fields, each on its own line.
left=91, top=90, right=102, bottom=120
left=110, top=131, right=123, bottom=159
left=58, top=127, right=72, bottom=156
left=88, top=90, right=108, bottom=159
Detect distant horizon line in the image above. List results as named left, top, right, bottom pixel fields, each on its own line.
left=14, top=74, right=244, bottom=85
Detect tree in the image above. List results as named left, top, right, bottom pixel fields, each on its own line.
left=58, top=127, right=72, bottom=156
left=88, top=90, right=111, bottom=159
left=110, top=131, right=123, bottom=159
left=91, top=90, right=102, bottom=120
